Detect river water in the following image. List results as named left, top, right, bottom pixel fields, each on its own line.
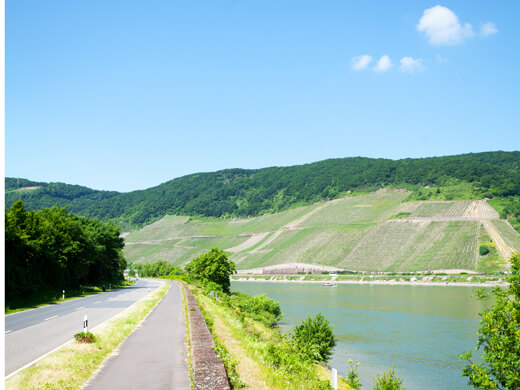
left=232, top=281, right=490, bottom=390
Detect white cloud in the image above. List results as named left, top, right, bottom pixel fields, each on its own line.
left=481, top=22, right=498, bottom=37
left=399, top=57, right=424, bottom=73
left=374, top=55, right=392, bottom=72
left=351, top=55, right=372, bottom=71
left=417, top=5, right=473, bottom=45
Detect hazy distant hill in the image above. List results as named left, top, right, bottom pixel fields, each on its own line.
left=6, top=151, right=520, bottom=227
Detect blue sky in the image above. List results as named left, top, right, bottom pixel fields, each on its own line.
left=6, top=1, right=520, bottom=192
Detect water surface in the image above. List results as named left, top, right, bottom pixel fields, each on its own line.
left=232, top=281, right=489, bottom=390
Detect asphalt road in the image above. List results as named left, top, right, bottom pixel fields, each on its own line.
left=5, top=278, right=162, bottom=376
left=84, top=281, right=190, bottom=389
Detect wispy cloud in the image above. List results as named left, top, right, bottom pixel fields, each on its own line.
left=351, top=55, right=373, bottom=71
left=374, top=55, right=392, bottom=72
left=399, top=57, right=424, bottom=73
left=481, top=22, right=498, bottom=37
left=417, top=5, right=473, bottom=45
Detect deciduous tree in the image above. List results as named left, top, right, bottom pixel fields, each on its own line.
left=460, top=253, right=520, bottom=389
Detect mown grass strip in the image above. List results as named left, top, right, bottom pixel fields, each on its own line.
left=6, top=282, right=169, bottom=390
left=180, top=283, right=194, bottom=386
left=192, top=286, right=351, bottom=389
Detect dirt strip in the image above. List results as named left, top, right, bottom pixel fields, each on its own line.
left=482, top=220, right=515, bottom=263
left=183, top=285, right=230, bottom=390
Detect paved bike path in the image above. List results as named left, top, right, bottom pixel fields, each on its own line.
left=84, top=281, right=190, bottom=389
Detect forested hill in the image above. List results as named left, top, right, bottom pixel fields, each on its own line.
left=6, top=151, right=520, bottom=227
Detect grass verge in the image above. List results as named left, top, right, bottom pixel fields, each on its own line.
left=6, top=282, right=169, bottom=390
left=5, top=280, right=136, bottom=315
left=180, top=283, right=194, bottom=386
left=191, top=285, right=351, bottom=389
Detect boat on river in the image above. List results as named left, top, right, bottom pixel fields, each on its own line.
left=322, top=281, right=337, bottom=287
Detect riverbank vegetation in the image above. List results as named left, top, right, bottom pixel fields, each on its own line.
left=460, top=253, right=520, bottom=389
left=192, top=285, right=340, bottom=389
left=177, top=249, right=408, bottom=389
left=5, top=200, right=127, bottom=310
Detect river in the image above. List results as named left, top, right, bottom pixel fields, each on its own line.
left=231, top=281, right=490, bottom=389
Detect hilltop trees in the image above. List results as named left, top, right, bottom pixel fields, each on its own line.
left=184, top=248, right=236, bottom=293
left=5, top=200, right=126, bottom=304
left=6, top=151, right=520, bottom=227
left=460, top=253, right=520, bottom=389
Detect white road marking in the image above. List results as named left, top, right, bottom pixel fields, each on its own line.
left=75, top=306, right=85, bottom=311
left=44, top=315, right=58, bottom=321
left=5, top=330, right=12, bottom=334
left=5, top=338, right=74, bottom=379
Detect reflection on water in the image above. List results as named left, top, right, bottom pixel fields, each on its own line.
left=232, top=281, right=490, bottom=390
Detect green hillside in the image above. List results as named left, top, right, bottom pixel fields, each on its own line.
left=123, top=192, right=520, bottom=272
left=6, top=151, right=520, bottom=228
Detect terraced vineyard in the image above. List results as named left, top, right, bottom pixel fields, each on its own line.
left=123, top=191, right=519, bottom=271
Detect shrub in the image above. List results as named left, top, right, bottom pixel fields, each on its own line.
left=292, top=312, right=336, bottom=363
left=74, top=331, right=95, bottom=343
left=372, top=366, right=405, bottom=390
left=221, top=292, right=282, bottom=327
left=479, top=245, right=490, bottom=256
left=347, top=359, right=362, bottom=389
left=240, top=294, right=282, bottom=327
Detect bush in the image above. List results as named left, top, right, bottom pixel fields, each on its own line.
left=221, top=292, right=282, bottom=327
left=372, top=366, right=405, bottom=390
left=292, top=312, right=336, bottom=363
left=479, top=245, right=490, bottom=256
left=74, top=331, right=95, bottom=343
left=240, top=294, right=282, bottom=327
left=347, top=359, right=362, bottom=389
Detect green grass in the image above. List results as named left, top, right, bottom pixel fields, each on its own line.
left=475, top=225, right=505, bottom=273
left=123, top=191, right=520, bottom=272
left=5, top=280, right=135, bottom=314
left=489, top=220, right=520, bottom=253
left=405, top=183, right=479, bottom=201
left=388, top=212, right=412, bottom=219
left=300, top=192, right=409, bottom=226
left=192, top=285, right=349, bottom=389
left=340, top=220, right=479, bottom=271
left=408, top=200, right=473, bottom=218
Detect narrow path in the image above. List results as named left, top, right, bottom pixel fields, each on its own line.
left=482, top=220, right=515, bottom=263
left=225, top=232, right=269, bottom=253
left=84, top=281, right=190, bottom=390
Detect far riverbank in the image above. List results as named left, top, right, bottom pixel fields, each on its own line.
left=232, top=275, right=507, bottom=288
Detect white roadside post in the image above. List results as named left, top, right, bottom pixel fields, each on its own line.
left=62, top=290, right=65, bottom=300
left=83, top=314, right=88, bottom=334
left=331, top=368, right=338, bottom=389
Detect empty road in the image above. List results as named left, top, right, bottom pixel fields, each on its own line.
left=5, top=279, right=162, bottom=376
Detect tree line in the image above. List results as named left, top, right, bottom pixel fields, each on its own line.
left=6, top=151, right=520, bottom=227
left=5, top=200, right=126, bottom=304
